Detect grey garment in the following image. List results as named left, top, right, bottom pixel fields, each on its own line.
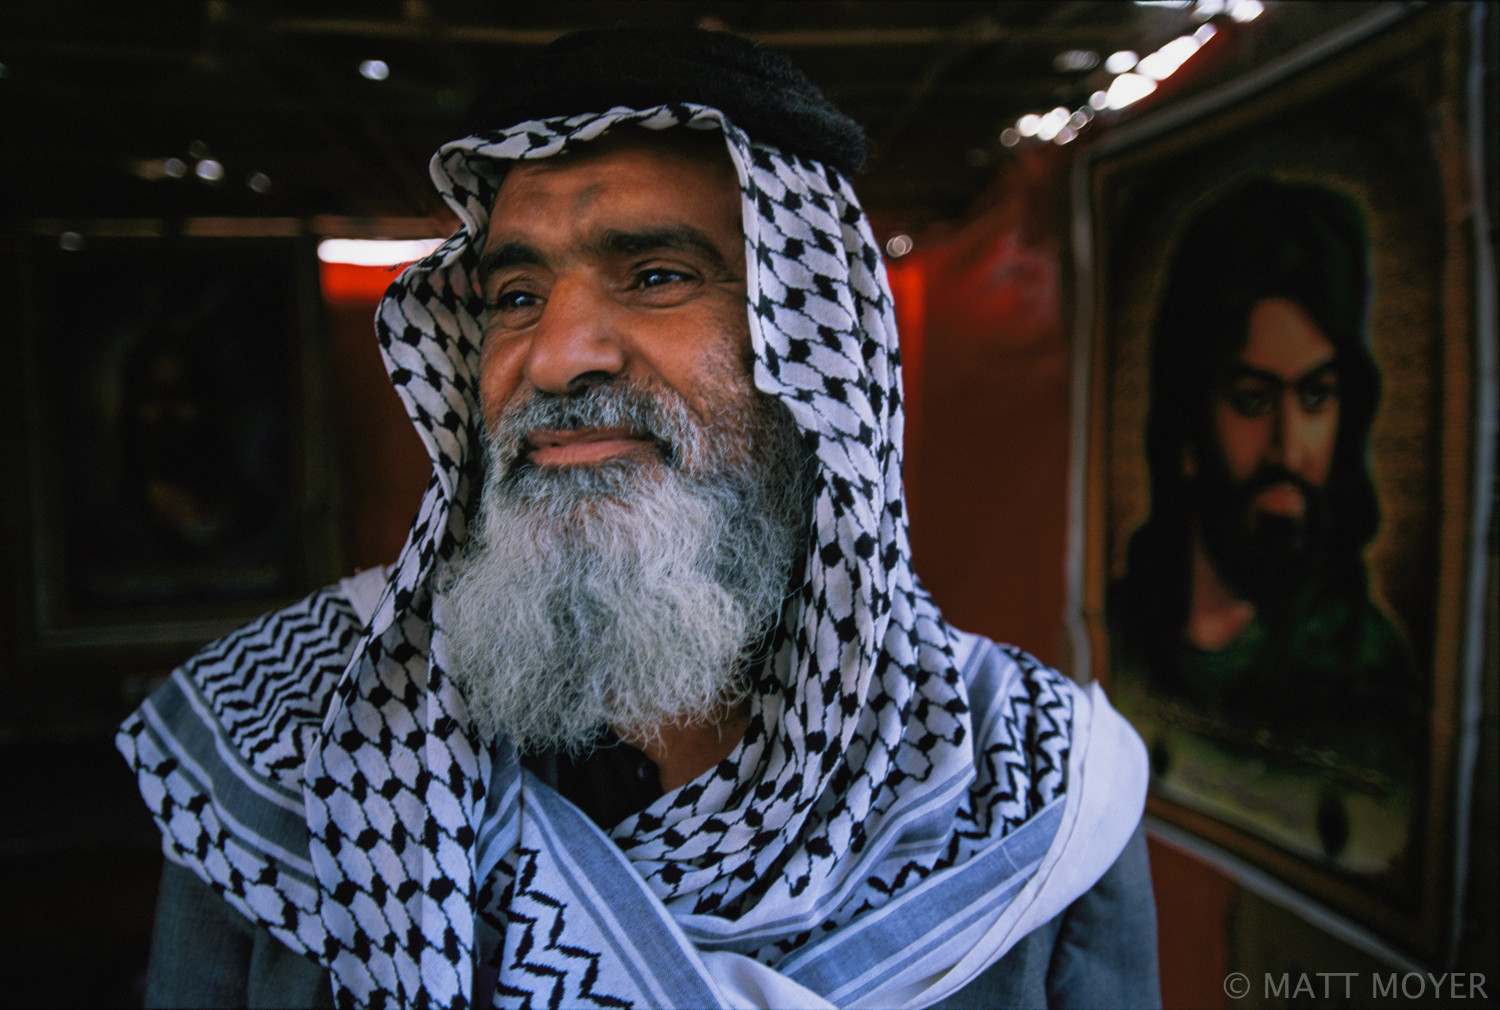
left=145, top=861, right=333, bottom=1009
left=145, top=823, right=1158, bottom=1009
left=930, top=822, right=1161, bottom=1010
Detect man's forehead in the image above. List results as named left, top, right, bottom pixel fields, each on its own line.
left=1233, top=297, right=1337, bottom=377
left=488, top=128, right=736, bottom=213
left=481, top=131, right=744, bottom=266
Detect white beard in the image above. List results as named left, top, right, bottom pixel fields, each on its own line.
left=437, top=376, right=809, bottom=755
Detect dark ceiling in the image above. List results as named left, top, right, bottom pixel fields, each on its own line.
left=3, top=2, right=1385, bottom=237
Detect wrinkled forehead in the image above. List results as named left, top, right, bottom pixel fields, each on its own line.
left=438, top=112, right=754, bottom=250
left=482, top=127, right=745, bottom=255
left=495, top=124, right=736, bottom=183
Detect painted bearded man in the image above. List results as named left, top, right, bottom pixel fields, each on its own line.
left=123, top=28, right=1157, bottom=1009
left=1110, top=180, right=1424, bottom=773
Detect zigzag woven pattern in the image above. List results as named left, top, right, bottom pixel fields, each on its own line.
left=117, top=587, right=365, bottom=959
left=193, top=588, right=363, bottom=784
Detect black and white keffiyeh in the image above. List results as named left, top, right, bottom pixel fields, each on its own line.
left=120, top=104, right=1145, bottom=1009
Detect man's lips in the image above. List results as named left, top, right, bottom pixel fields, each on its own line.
left=526, top=427, right=653, bottom=466
left=1252, top=481, right=1306, bottom=518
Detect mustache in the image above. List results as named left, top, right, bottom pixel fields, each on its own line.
left=1238, top=463, right=1316, bottom=501
left=488, top=382, right=694, bottom=479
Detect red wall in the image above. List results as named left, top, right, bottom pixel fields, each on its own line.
left=890, top=144, right=1236, bottom=1010
left=321, top=263, right=430, bottom=572
left=894, top=144, right=1074, bottom=668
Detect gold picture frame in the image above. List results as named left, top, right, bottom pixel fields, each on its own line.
left=5, top=225, right=342, bottom=669
left=1068, top=4, right=1493, bottom=962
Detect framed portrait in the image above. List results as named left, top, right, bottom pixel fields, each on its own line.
left=7, top=225, right=342, bottom=664
left=1068, top=4, right=1493, bottom=961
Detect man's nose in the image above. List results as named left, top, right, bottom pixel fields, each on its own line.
left=1273, top=391, right=1308, bottom=472
left=522, top=276, right=626, bottom=395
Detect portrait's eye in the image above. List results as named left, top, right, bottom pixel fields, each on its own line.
left=1225, top=382, right=1276, bottom=418
left=1297, top=374, right=1339, bottom=412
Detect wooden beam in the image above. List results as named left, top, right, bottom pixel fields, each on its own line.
left=269, top=18, right=1118, bottom=48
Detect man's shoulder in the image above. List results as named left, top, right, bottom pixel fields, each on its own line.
left=114, top=580, right=379, bottom=974
left=133, top=571, right=385, bottom=785
left=184, top=577, right=371, bottom=700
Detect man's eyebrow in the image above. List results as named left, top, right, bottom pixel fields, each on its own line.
left=477, top=241, right=544, bottom=284
left=1224, top=363, right=1283, bottom=386
left=598, top=227, right=732, bottom=275
left=1294, top=360, right=1340, bottom=386
left=1224, top=359, right=1339, bottom=385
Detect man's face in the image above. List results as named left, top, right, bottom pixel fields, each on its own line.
left=477, top=133, right=750, bottom=466
left=442, top=131, right=811, bottom=753
left=1193, top=296, right=1342, bottom=600
left=1210, top=296, right=1340, bottom=518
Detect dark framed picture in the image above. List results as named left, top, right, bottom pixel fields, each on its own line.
left=8, top=227, right=341, bottom=662
left=1068, top=5, right=1493, bottom=960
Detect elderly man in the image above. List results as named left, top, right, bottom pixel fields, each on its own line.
left=123, top=27, right=1156, bottom=1009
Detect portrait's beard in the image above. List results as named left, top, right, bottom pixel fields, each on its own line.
left=1193, top=454, right=1331, bottom=606
left=437, top=371, right=811, bottom=756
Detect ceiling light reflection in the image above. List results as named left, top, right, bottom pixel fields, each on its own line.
left=1104, top=50, right=1139, bottom=74
left=132, top=158, right=188, bottom=181
left=1054, top=49, right=1100, bottom=72
left=1105, top=72, right=1158, bottom=109
left=1035, top=108, right=1070, bottom=143
left=195, top=159, right=225, bottom=181
left=1136, top=35, right=1202, bottom=80
left=1229, top=0, right=1263, bottom=21
left=318, top=238, right=444, bottom=266
left=360, top=59, right=390, bottom=81
left=884, top=234, right=914, bottom=258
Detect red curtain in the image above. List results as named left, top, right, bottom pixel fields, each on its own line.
left=892, top=144, right=1073, bottom=666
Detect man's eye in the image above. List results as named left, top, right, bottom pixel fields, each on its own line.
left=490, top=290, right=542, bottom=312
left=1298, top=383, right=1337, bottom=411
left=1227, top=387, right=1275, bottom=417
left=635, top=268, right=692, bottom=289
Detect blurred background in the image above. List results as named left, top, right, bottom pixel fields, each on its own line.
left=2, top=2, right=1494, bottom=1006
